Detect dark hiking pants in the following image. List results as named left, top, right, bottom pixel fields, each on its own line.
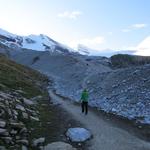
left=81, top=101, right=88, bottom=114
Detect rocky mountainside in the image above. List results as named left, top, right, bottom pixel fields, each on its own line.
left=0, top=28, right=150, bottom=127
left=7, top=48, right=150, bottom=126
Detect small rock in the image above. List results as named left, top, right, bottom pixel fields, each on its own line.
left=0, top=92, right=11, bottom=99
left=0, top=109, right=5, bottom=117
left=15, top=90, right=25, bottom=94
left=22, top=113, right=28, bottom=119
left=44, top=141, right=76, bottom=150
left=12, top=110, right=18, bottom=116
left=0, top=128, right=8, bottom=136
left=112, top=108, right=117, bottom=113
left=0, top=121, right=6, bottom=128
left=23, top=98, right=34, bottom=106
left=16, top=139, right=29, bottom=145
left=30, top=116, right=39, bottom=121
left=1, top=137, right=13, bottom=144
left=10, top=122, right=24, bottom=129
left=22, top=145, right=28, bottom=150
left=16, top=136, right=21, bottom=140
left=16, top=104, right=26, bottom=112
left=31, top=95, right=42, bottom=101
left=138, top=125, right=142, bottom=129
left=33, top=137, right=45, bottom=146
left=10, top=129, right=18, bottom=135
left=20, top=127, right=28, bottom=134
left=78, top=143, right=82, bottom=146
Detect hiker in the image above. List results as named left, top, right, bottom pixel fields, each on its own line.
left=80, top=89, right=89, bottom=115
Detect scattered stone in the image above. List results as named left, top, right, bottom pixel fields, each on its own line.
left=33, top=137, right=45, bottom=146
left=138, top=125, right=142, bottom=129
left=22, top=112, right=28, bottom=119
left=0, top=128, right=8, bottom=136
left=0, top=92, right=11, bottom=99
left=66, top=128, right=92, bottom=142
left=31, top=95, right=42, bottom=101
left=12, top=110, right=18, bottom=116
left=15, top=136, right=20, bottom=140
left=0, top=121, right=6, bottom=128
left=10, top=129, right=18, bottom=135
left=1, top=137, right=13, bottom=144
left=10, top=122, right=24, bottom=129
left=16, top=139, right=29, bottom=145
left=20, top=127, right=28, bottom=134
left=30, top=116, right=39, bottom=121
left=78, top=143, right=82, bottom=146
left=22, top=145, right=28, bottom=150
left=15, top=90, right=26, bottom=94
left=46, top=122, right=51, bottom=124
left=23, top=98, right=34, bottom=106
left=16, top=104, right=26, bottom=112
left=0, top=109, right=5, bottom=117
left=44, top=141, right=76, bottom=150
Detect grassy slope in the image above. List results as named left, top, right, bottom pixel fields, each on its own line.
left=0, top=54, right=48, bottom=98
left=0, top=54, right=82, bottom=149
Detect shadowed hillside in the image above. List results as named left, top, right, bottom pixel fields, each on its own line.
left=0, top=54, right=81, bottom=150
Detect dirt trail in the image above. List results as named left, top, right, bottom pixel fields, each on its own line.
left=49, top=90, right=150, bottom=150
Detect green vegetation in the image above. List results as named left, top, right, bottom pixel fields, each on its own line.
left=0, top=54, right=48, bottom=98
left=110, top=54, right=150, bottom=68
left=0, top=54, right=79, bottom=149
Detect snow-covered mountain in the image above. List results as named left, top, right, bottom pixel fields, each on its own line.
left=0, top=28, right=137, bottom=57
left=0, top=28, right=74, bottom=53
left=77, top=44, right=136, bottom=57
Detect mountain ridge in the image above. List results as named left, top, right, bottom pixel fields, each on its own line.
left=0, top=28, right=138, bottom=57
left=0, top=28, right=75, bottom=54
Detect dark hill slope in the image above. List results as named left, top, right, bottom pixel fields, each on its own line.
left=0, top=54, right=80, bottom=150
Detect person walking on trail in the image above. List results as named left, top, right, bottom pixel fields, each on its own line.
left=80, top=89, right=89, bottom=115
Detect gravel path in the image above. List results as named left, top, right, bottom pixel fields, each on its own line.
left=49, top=90, right=150, bottom=150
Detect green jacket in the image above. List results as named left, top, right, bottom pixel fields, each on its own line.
left=81, top=90, right=89, bottom=102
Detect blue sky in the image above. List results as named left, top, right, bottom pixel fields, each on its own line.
left=0, top=0, right=150, bottom=55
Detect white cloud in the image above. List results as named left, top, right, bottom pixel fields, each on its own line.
left=69, top=36, right=105, bottom=49
left=131, top=23, right=148, bottom=29
left=108, top=32, right=113, bottom=35
left=135, top=36, right=150, bottom=56
left=122, top=23, right=148, bottom=32
left=122, top=29, right=131, bottom=32
left=117, top=35, right=150, bottom=56
left=80, top=36, right=105, bottom=45
left=58, top=11, right=82, bottom=19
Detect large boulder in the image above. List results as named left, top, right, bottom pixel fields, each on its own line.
left=66, top=128, right=91, bottom=142
left=44, top=141, right=76, bottom=150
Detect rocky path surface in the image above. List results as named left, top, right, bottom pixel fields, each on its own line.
left=49, top=90, right=150, bottom=150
